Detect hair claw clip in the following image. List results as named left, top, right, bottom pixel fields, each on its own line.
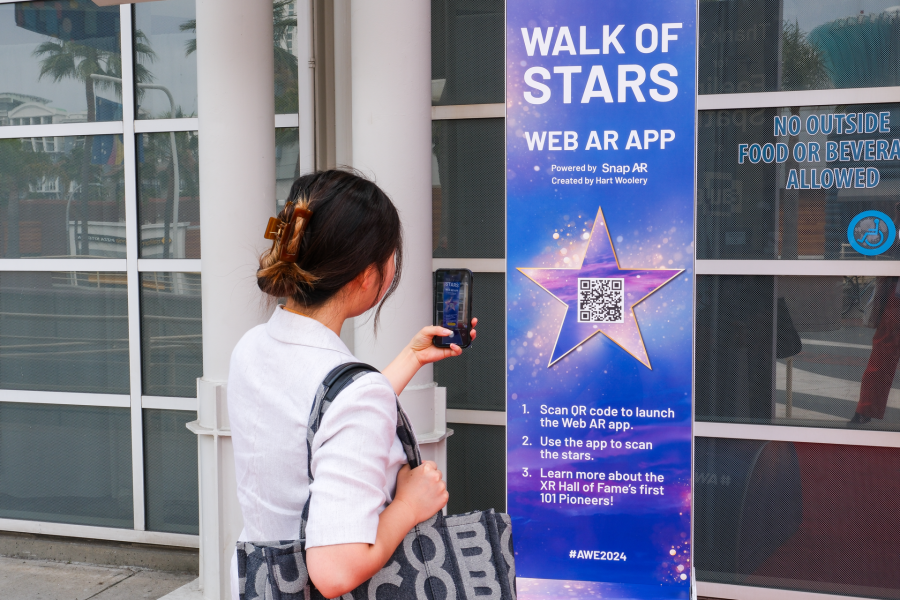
left=264, top=217, right=285, bottom=241
left=263, top=201, right=313, bottom=263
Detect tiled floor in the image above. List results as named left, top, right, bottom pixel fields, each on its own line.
left=0, top=556, right=197, bottom=600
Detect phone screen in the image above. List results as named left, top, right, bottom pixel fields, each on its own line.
left=434, top=269, right=473, bottom=348
left=442, top=281, right=461, bottom=329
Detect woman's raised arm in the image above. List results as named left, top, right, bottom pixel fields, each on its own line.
left=382, top=318, right=478, bottom=395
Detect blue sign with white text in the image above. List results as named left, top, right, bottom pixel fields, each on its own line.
left=506, top=2, right=696, bottom=598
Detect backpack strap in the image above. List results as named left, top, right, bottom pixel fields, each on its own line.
left=299, top=362, right=422, bottom=541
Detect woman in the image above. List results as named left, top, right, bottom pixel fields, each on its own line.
left=227, top=170, right=475, bottom=598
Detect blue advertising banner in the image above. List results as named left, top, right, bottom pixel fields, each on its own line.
left=505, top=2, right=696, bottom=599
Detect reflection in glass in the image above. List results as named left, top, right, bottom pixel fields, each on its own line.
left=852, top=276, right=900, bottom=425
left=0, top=272, right=129, bottom=394
left=137, top=131, right=200, bottom=259
left=435, top=273, right=505, bottom=411
left=274, top=0, right=298, bottom=114
left=0, top=1, right=121, bottom=126
left=144, top=409, right=199, bottom=534
left=432, top=119, right=505, bottom=258
left=276, top=127, right=300, bottom=210
left=696, top=275, right=900, bottom=431
left=431, top=0, right=503, bottom=106
left=0, top=135, right=126, bottom=258
left=698, top=103, right=900, bottom=260
left=699, top=0, right=900, bottom=94
left=0, top=402, right=133, bottom=528
left=695, top=437, right=900, bottom=599
left=134, top=0, right=197, bottom=119
left=140, top=272, right=202, bottom=398
left=173, top=0, right=295, bottom=113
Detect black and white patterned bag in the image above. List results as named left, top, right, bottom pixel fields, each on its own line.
left=236, top=362, right=516, bottom=600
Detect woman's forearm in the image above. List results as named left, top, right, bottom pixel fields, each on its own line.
left=306, top=499, right=418, bottom=598
left=382, top=347, right=421, bottom=396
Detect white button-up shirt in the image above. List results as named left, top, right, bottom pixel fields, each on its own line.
left=227, top=306, right=407, bottom=598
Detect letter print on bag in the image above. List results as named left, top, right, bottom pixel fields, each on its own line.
left=446, top=513, right=502, bottom=600
left=270, top=548, right=308, bottom=595
left=404, top=515, right=458, bottom=600
left=366, top=560, right=403, bottom=600
left=498, top=513, right=516, bottom=590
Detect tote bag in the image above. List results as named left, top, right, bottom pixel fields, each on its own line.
left=237, top=362, right=517, bottom=600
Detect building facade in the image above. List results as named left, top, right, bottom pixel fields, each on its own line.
left=0, top=1, right=898, bottom=599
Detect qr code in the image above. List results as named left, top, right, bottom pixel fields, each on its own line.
left=578, top=278, right=624, bottom=323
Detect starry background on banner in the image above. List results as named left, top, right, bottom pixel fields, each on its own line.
left=519, top=207, right=683, bottom=367
left=505, top=0, right=696, bottom=597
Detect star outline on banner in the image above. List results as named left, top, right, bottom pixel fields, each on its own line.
left=517, top=206, right=683, bottom=369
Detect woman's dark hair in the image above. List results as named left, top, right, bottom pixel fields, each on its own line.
left=257, top=169, right=403, bottom=327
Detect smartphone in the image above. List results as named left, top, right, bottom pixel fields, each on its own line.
left=433, top=269, right=474, bottom=348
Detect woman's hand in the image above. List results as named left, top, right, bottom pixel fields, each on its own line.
left=407, top=318, right=478, bottom=366
left=393, top=461, right=449, bottom=524
left=382, top=318, right=477, bottom=395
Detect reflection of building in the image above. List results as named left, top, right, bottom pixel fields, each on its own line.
left=0, top=92, right=86, bottom=126
left=810, top=8, right=900, bottom=89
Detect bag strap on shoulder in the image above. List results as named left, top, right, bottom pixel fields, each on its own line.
left=300, top=362, right=422, bottom=540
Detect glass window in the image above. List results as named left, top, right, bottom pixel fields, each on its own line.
left=0, top=1, right=122, bottom=127
left=0, top=135, right=127, bottom=258
left=276, top=127, right=299, bottom=210
left=446, top=423, right=506, bottom=514
left=696, top=274, right=900, bottom=432
left=0, top=402, right=132, bottom=528
left=698, top=104, right=900, bottom=260
left=695, top=437, right=900, bottom=599
left=144, top=409, right=198, bottom=534
left=274, top=0, right=298, bottom=114
left=133, top=0, right=296, bottom=115
left=136, top=131, right=200, bottom=259
left=435, top=272, right=506, bottom=411
left=699, top=0, right=900, bottom=94
left=431, top=0, right=503, bottom=106
left=133, top=0, right=198, bottom=120
left=140, top=272, right=202, bottom=398
left=432, top=119, right=505, bottom=258
left=0, top=271, right=129, bottom=394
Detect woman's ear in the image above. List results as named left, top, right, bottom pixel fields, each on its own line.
left=356, top=263, right=380, bottom=293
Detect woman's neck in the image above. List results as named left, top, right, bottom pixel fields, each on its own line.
left=284, top=300, right=346, bottom=337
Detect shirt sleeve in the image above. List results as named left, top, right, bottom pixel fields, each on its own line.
left=304, top=373, right=400, bottom=548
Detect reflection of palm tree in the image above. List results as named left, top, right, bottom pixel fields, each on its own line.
left=781, top=20, right=832, bottom=91
left=34, top=40, right=110, bottom=255
left=180, top=0, right=298, bottom=112
left=273, top=0, right=300, bottom=113
left=110, top=31, right=158, bottom=104
left=33, top=40, right=111, bottom=123
left=33, top=36, right=156, bottom=255
left=139, top=131, right=199, bottom=258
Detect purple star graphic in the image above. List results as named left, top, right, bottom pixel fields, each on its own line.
left=518, top=207, right=682, bottom=368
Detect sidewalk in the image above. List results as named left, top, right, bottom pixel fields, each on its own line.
left=0, top=556, right=200, bottom=600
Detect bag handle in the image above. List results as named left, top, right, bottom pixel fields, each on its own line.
left=300, top=362, right=422, bottom=540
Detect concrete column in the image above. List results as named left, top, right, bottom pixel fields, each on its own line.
left=350, top=1, right=448, bottom=465
left=193, top=0, right=274, bottom=598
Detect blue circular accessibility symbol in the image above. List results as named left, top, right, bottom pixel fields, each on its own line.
left=847, top=210, right=896, bottom=256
